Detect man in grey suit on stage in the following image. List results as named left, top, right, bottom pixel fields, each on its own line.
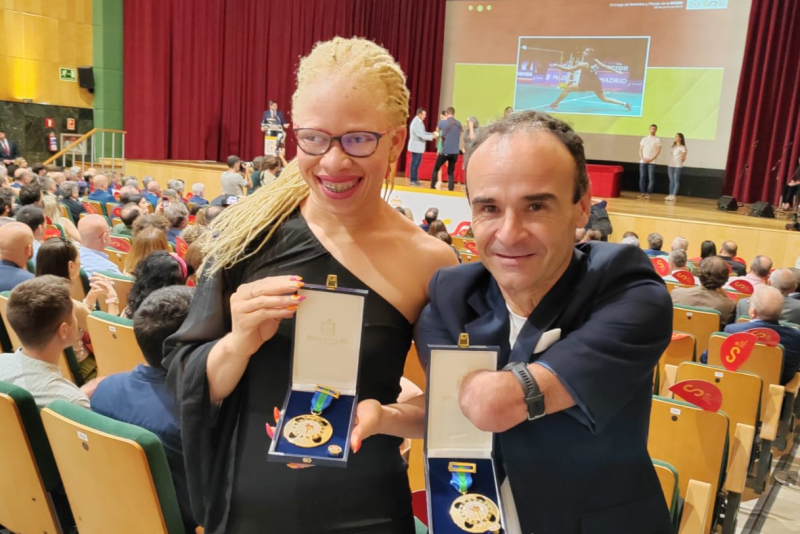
left=407, top=108, right=437, bottom=186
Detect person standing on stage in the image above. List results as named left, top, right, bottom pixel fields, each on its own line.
left=666, top=133, right=687, bottom=202
left=407, top=108, right=437, bottom=186
left=261, top=100, right=290, bottom=130
left=638, top=124, right=661, bottom=200
left=780, top=156, right=800, bottom=211
left=430, top=107, right=462, bottom=191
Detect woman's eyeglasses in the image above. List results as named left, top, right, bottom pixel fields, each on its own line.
left=294, top=128, right=393, bottom=158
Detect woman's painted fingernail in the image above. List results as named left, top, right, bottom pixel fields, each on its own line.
left=287, top=463, right=303, bottom=469
left=286, top=305, right=298, bottom=311
left=290, top=276, right=303, bottom=281
left=291, top=294, right=306, bottom=302
left=353, top=439, right=362, bottom=453
left=265, top=424, right=275, bottom=439
left=294, top=281, right=305, bottom=288
left=273, top=407, right=281, bottom=423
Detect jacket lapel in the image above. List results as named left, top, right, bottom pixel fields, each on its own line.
left=464, top=276, right=511, bottom=369
left=506, top=249, right=585, bottom=365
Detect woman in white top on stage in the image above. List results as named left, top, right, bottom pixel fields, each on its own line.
left=666, top=133, right=687, bottom=202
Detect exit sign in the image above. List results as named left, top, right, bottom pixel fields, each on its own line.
left=59, top=67, right=77, bottom=82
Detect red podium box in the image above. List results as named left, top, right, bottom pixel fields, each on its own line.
left=587, top=164, right=623, bottom=198
left=404, top=152, right=465, bottom=184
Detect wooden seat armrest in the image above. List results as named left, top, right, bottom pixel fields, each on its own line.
left=723, top=423, right=755, bottom=494
left=784, top=372, right=800, bottom=396
left=678, top=479, right=713, bottom=534
left=760, top=384, right=784, bottom=441
left=659, top=364, right=678, bottom=398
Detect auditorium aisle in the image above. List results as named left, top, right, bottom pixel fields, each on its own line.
left=736, top=428, right=800, bottom=533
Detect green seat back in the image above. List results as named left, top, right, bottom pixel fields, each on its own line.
left=42, top=400, right=184, bottom=534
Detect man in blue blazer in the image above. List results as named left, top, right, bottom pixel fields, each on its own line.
left=417, top=111, right=673, bottom=534
left=724, top=285, right=800, bottom=385
left=261, top=100, right=289, bottom=130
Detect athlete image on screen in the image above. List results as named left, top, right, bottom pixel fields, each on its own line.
left=547, top=48, right=632, bottom=111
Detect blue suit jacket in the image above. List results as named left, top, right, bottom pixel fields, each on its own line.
left=261, top=109, right=286, bottom=126
left=0, top=260, right=34, bottom=292
left=417, top=242, right=674, bottom=534
left=724, top=320, right=800, bottom=385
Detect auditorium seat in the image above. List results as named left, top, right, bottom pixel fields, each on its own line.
left=653, top=460, right=680, bottom=525
left=656, top=331, right=696, bottom=392
left=82, top=199, right=106, bottom=217
left=648, top=396, right=752, bottom=534
left=106, top=203, right=122, bottom=218
left=451, top=236, right=478, bottom=254
left=95, top=270, right=135, bottom=312
left=707, top=333, right=799, bottom=451
left=672, top=305, right=721, bottom=355
left=112, top=216, right=123, bottom=226
left=70, top=268, right=92, bottom=303
left=105, top=247, right=128, bottom=272
left=0, top=381, right=67, bottom=534
left=59, top=203, right=74, bottom=224
left=460, top=252, right=480, bottom=263
left=86, top=311, right=146, bottom=376
left=41, top=400, right=186, bottom=534
left=108, top=234, right=132, bottom=252
left=672, top=362, right=775, bottom=494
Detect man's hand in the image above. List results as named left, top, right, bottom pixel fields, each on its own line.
left=458, top=370, right=527, bottom=433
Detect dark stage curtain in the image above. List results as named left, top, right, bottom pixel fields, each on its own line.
left=123, top=0, right=446, bottom=164
left=725, top=0, right=800, bottom=204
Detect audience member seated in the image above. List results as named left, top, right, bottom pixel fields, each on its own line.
left=12, top=167, right=31, bottom=188
left=432, top=231, right=462, bottom=264
left=190, top=183, right=208, bottom=205
left=255, top=156, right=281, bottom=189
left=201, top=205, right=225, bottom=225
left=663, top=249, right=696, bottom=284
left=167, top=180, right=187, bottom=202
left=16, top=205, right=45, bottom=261
left=43, top=193, right=81, bottom=242
left=112, top=203, right=142, bottom=237
left=132, top=213, right=170, bottom=237
left=690, top=240, right=717, bottom=264
left=789, top=268, right=800, bottom=300
left=165, top=203, right=189, bottom=244
left=40, top=175, right=57, bottom=195
left=184, top=241, right=205, bottom=284
left=0, top=276, right=96, bottom=407
left=0, top=187, right=17, bottom=226
left=118, top=184, right=140, bottom=205
left=122, top=251, right=186, bottom=318
left=90, top=285, right=196, bottom=531
left=77, top=214, right=121, bottom=276
left=144, top=180, right=161, bottom=209
left=644, top=232, right=668, bottom=257
left=749, top=255, right=772, bottom=286
left=671, top=256, right=736, bottom=327
left=420, top=207, right=438, bottom=232
left=124, top=226, right=171, bottom=275
left=35, top=238, right=118, bottom=380
left=671, top=236, right=688, bottom=252
left=736, top=269, right=800, bottom=324
left=723, top=285, right=800, bottom=384
left=0, top=222, right=34, bottom=291
left=427, top=219, right=447, bottom=237
left=719, top=240, right=746, bottom=276
left=19, top=182, right=43, bottom=207
left=59, top=182, right=86, bottom=222
left=88, top=174, right=116, bottom=205
left=620, top=235, right=640, bottom=247
left=180, top=224, right=207, bottom=246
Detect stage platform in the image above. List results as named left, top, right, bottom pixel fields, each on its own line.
left=126, top=159, right=800, bottom=268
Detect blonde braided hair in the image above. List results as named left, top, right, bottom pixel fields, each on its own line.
left=202, top=37, right=410, bottom=276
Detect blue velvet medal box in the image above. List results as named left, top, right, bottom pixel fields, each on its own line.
left=424, top=343, right=506, bottom=534
left=268, top=281, right=367, bottom=468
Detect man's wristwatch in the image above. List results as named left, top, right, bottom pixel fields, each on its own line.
left=503, top=361, right=546, bottom=421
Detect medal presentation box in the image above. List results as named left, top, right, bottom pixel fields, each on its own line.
left=425, top=340, right=505, bottom=534
left=268, top=278, right=367, bottom=467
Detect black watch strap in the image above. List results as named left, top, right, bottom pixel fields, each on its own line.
left=503, top=361, right=546, bottom=421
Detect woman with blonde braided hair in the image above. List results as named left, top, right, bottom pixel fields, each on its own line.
left=164, top=37, right=457, bottom=534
